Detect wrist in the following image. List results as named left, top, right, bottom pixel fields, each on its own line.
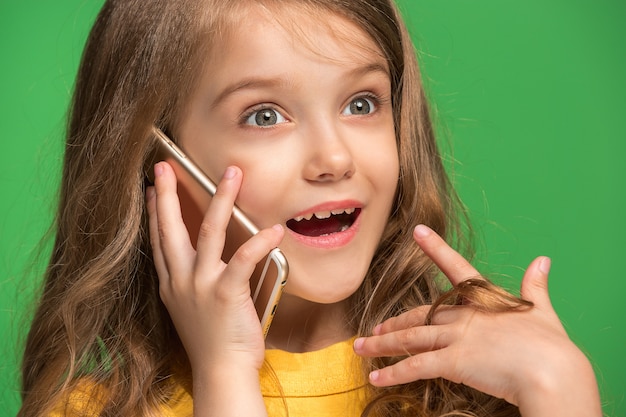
left=517, top=348, right=601, bottom=417
left=192, top=362, right=267, bottom=417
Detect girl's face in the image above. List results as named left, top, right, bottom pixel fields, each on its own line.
left=178, top=6, right=399, bottom=304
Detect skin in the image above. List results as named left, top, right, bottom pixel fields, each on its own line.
left=146, top=5, right=602, bottom=417
left=354, top=225, right=602, bottom=417
left=175, top=6, right=398, bottom=353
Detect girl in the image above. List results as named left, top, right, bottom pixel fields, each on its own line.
left=19, top=0, right=601, bottom=416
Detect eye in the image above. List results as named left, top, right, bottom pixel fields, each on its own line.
left=244, top=107, right=287, bottom=127
left=342, top=96, right=377, bottom=116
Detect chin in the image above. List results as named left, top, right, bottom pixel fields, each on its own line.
left=282, top=265, right=367, bottom=305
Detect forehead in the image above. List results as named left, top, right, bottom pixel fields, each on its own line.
left=210, top=2, right=388, bottom=72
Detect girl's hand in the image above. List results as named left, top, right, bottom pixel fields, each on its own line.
left=353, top=225, right=601, bottom=417
left=146, top=161, right=283, bottom=376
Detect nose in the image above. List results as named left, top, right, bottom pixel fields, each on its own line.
left=302, top=125, right=355, bottom=182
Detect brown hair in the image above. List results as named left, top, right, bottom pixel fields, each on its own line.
left=19, top=1, right=525, bottom=416
left=19, top=0, right=214, bottom=415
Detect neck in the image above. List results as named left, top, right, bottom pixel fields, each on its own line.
left=265, top=294, right=353, bottom=353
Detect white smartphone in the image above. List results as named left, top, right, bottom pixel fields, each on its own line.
left=146, top=126, right=288, bottom=338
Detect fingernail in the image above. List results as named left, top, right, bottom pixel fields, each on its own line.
left=353, top=337, right=365, bottom=351
left=223, top=166, right=236, bottom=179
left=372, top=324, right=383, bottom=335
left=539, top=256, right=552, bottom=274
left=369, top=370, right=380, bottom=382
left=154, top=162, right=164, bottom=178
left=414, top=224, right=431, bottom=238
left=272, top=224, right=283, bottom=232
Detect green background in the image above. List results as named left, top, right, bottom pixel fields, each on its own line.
left=0, top=1, right=623, bottom=416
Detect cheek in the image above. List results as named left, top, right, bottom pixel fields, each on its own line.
left=362, top=130, right=399, bottom=190
left=231, top=156, right=293, bottom=227
left=378, top=144, right=400, bottom=184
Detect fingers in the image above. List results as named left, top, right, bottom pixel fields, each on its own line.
left=367, top=350, right=457, bottom=387
left=355, top=325, right=453, bottom=358
left=192, top=166, right=284, bottom=284
left=413, top=225, right=482, bottom=286
left=221, top=224, right=284, bottom=289
left=194, top=166, right=243, bottom=268
left=415, top=225, right=554, bottom=312
left=150, top=162, right=196, bottom=281
left=146, top=186, right=167, bottom=277
left=354, top=305, right=464, bottom=368
left=520, top=256, right=553, bottom=310
left=372, top=305, right=457, bottom=336
left=372, top=307, right=429, bottom=336
left=147, top=162, right=284, bottom=292
left=356, top=320, right=464, bottom=388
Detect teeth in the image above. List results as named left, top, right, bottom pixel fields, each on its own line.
left=314, top=211, right=331, bottom=219
left=293, top=213, right=313, bottom=222
left=293, top=207, right=356, bottom=222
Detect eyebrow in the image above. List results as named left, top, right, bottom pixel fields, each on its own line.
left=210, top=77, right=288, bottom=109
left=209, top=61, right=390, bottom=109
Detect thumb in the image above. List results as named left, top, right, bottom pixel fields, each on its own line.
left=520, top=256, right=553, bottom=310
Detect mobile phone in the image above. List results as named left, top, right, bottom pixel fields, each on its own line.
left=145, top=126, right=288, bottom=338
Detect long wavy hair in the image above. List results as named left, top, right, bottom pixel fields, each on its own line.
left=19, top=0, right=524, bottom=416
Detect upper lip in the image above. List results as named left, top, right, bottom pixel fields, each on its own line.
left=288, top=200, right=363, bottom=222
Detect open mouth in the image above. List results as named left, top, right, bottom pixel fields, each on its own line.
left=286, top=208, right=361, bottom=237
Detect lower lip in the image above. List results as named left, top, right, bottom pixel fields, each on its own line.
left=286, top=213, right=361, bottom=249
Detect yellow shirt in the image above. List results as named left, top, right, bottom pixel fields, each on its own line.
left=261, top=337, right=369, bottom=416
left=51, top=338, right=369, bottom=416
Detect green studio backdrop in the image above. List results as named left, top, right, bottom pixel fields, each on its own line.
left=1, top=1, right=624, bottom=416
